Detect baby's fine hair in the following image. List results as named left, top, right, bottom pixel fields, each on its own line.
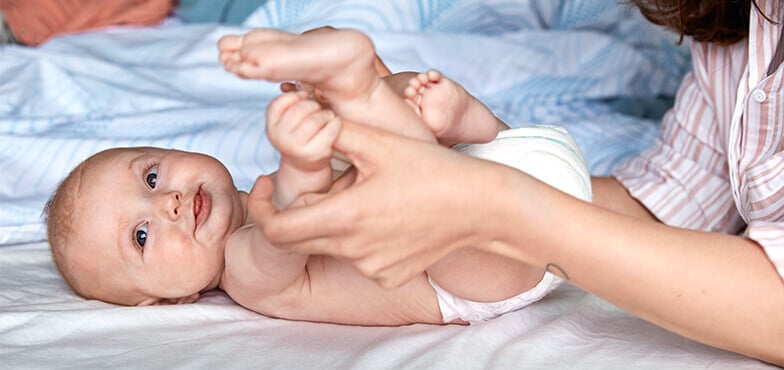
left=43, top=161, right=89, bottom=298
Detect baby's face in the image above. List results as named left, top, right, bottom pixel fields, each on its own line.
left=72, top=147, right=246, bottom=305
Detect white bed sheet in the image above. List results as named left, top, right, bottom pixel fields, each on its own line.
left=0, top=0, right=776, bottom=368
left=0, top=241, right=773, bottom=369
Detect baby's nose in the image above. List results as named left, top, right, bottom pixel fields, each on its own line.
left=157, top=191, right=182, bottom=220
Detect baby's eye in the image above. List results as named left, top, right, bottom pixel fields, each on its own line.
left=145, top=167, right=158, bottom=189
left=135, top=223, right=148, bottom=249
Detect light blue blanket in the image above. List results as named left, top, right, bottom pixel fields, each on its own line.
left=0, top=0, right=690, bottom=245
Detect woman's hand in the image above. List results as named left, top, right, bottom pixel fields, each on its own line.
left=247, top=123, right=784, bottom=364
left=247, top=121, right=518, bottom=288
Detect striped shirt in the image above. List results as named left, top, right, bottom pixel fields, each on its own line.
left=614, top=0, right=784, bottom=280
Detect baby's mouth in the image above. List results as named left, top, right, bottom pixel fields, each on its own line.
left=193, top=187, right=211, bottom=233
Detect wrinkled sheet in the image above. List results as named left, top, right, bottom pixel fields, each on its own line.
left=0, top=242, right=772, bottom=369
left=0, top=0, right=688, bottom=245
left=0, top=0, right=774, bottom=368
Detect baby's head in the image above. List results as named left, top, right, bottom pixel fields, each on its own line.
left=45, top=147, right=247, bottom=306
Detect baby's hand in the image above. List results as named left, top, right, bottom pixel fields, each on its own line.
left=266, top=91, right=342, bottom=172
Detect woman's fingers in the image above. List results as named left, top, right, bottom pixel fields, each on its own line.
left=256, top=121, right=483, bottom=285
left=259, top=192, right=356, bottom=254
left=247, top=176, right=345, bottom=255
left=246, top=175, right=277, bottom=225
left=330, top=121, right=393, bottom=174
left=329, top=166, right=358, bottom=193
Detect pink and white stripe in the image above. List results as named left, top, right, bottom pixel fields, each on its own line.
left=614, top=0, right=784, bottom=279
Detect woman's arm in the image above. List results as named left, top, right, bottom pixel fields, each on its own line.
left=591, top=176, right=657, bottom=221
left=498, top=173, right=784, bottom=365
left=251, top=122, right=784, bottom=365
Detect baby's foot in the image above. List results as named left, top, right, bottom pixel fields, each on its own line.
left=404, top=70, right=500, bottom=144
left=219, top=28, right=379, bottom=105
left=219, top=28, right=435, bottom=142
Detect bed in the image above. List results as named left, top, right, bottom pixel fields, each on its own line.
left=0, top=0, right=777, bottom=368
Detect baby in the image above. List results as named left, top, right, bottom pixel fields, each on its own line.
left=45, top=28, right=581, bottom=325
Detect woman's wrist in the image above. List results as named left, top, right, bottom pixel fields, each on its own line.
left=476, top=163, right=584, bottom=276
left=462, top=161, right=540, bottom=262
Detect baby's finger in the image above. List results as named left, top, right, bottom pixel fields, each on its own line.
left=292, top=110, right=336, bottom=142
left=266, top=92, right=308, bottom=128
left=298, top=116, right=341, bottom=161
left=278, top=99, right=323, bottom=134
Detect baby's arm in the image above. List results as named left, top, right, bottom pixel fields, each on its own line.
left=266, top=91, right=341, bottom=209
left=220, top=91, right=340, bottom=303
left=225, top=217, right=444, bottom=325
left=223, top=222, right=310, bottom=304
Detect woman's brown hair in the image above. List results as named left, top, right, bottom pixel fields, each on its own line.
left=630, top=0, right=767, bottom=45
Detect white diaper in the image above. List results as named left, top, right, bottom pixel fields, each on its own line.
left=453, top=125, right=592, bottom=203
left=428, top=272, right=563, bottom=324
left=432, top=125, right=591, bottom=324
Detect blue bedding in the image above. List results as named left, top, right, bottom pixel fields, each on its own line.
left=0, top=0, right=690, bottom=245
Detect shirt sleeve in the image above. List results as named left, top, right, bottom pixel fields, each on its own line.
left=613, top=42, right=747, bottom=234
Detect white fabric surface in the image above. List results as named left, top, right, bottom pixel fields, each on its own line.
left=0, top=1, right=775, bottom=368
left=0, top=241, right=773, bottom=369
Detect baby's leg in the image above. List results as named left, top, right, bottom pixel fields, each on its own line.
left=427, top=124, right=590, bottom=314
left=426, top=249, right=546, bottom=303
left=219, top=28, right=434, bottom=142
left=404, top=70, right=506, bottom=146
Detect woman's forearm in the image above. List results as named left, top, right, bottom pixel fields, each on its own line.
left=492, top=172, right=784, bottom=365
left=251, top=123, right=784, bottom=364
